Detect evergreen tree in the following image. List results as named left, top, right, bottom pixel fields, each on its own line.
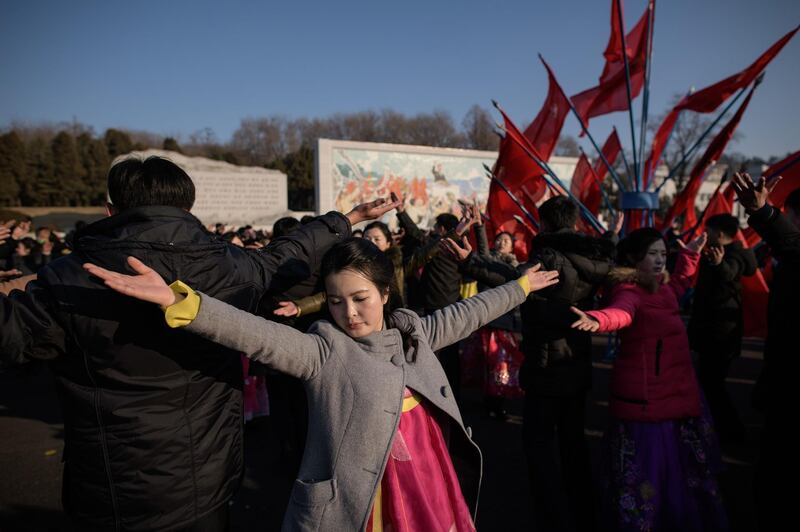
left=104, top=128, right=134, bottom=159
left=162, top=137, right=182, bottom=153
left=52, top=131, right=86, bottom=205
left=0, top=132, right=27, bottom=207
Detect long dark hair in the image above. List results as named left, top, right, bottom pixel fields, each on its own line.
left=617, top=228, right=666, bottom=267
left=320, top=238, right=403, bottom=315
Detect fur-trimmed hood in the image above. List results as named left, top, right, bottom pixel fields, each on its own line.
left=607, top=266, right=670, bottom=293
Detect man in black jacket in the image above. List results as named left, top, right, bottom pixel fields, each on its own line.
left=688, top=213, right=757, bottom=442
left=0, top=156, right=394, bottom=532
left=732, top=173, right=800, bottom=532
left=520, top=196, right=617, bottom=532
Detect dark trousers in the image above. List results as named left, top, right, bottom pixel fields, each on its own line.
left=523, top=392, right=594, bottom=532
left=696, top=347, right=745, bottom=440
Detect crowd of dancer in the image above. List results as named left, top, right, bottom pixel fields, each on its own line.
left=1, top=155, right=797, bottom=532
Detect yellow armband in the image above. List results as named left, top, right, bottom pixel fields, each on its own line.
left=162, top=280, right=201, bottom=328
left=517, top=274, right=531, bottom=296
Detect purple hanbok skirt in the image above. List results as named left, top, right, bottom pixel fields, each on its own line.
left=603, top=406, right=729, bottom=532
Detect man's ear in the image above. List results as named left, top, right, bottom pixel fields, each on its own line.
left=105, top=202, right=117, bottom=217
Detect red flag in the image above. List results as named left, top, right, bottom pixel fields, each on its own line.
left=763, top=150, right=800, bottom=209
left=485, top=181, right=535, bottom=262
left=571, top=0, right=652, bottom=129
left=594, top=128, right=623, bottom=182
left=571, top=154, right=603, bottom=216
left=660, top=86, right=756, bottom=231
left=643, top=26, right=798, bottom=187
left=523, top=60, right=571, bottom=162
left=688, top=181, right=734, bottom=239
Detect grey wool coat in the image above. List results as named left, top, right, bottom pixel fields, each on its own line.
left=185, top=279, right=528, bottom=531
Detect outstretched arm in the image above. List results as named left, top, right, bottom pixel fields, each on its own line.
left=421, top=265, right=558, bottom=352
left=84, top=257, right=328, bottom=380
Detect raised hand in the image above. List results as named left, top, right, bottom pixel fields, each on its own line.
left=439, top=236, right=473, bottom=262
left=678, top=232, right=707, bottom=254
left=570, top=306, right=599, bottom=332
left=346, top=197, right=403, bottom=226
left=704, top=244, right=724, bottom=265
left=523, top=263, right=560, bottom=292
left=610, top=212, right=625, bottom=236
left=731, top=172, right=782, bottom=213
left=273, top=301, right=299, bottom=317
left=83, top=256, right=176, bottom=307
left=390, top=192, right=405, bottom=213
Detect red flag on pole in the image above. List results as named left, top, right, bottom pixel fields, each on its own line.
left=763, top=149, right=800, bottom=209
left=570, top=154, right=603, bottom=216
left=659, top=86, right=756, bottom=231
left=523, top=61, right=571, bottom=162
left=643, top=25, right=798, bottom=187
left=595, top=128, right=623, bottom=182
left=571, top=0, right=652, bottom=129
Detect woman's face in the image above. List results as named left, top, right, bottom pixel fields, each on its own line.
left=325, top=269, right=388, bottom=338
left=364, top=228, right=391, bottom=252
left=494, top=233, right=514, bottom=255
left=636, top=239, right=667, bottom=275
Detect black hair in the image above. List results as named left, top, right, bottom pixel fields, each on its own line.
left=617, top=228, right=667, bottom=267
left=786, top=187, right=800, bottom=214
left=363, top=221, right=393, bottom=246
left=434, top=213, right=459, bottom=232
left=494, top=231, right=515, bottom=242
left=107, top=156, right=195, bottom=211
left=300, top=215, right=316, bottom=225
left=705, top=214, right=739, bottom=238
left=539, top=196, right=579, bottom=231
left=271, top=217, right=300, bottom=239
left=320, top=238, right=402, bottom=315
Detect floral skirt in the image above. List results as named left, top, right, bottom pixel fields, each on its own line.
left=603, top=410, right=729, bottom=532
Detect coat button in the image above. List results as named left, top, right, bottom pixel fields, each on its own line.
left=466, top=426, right=473, bottom=439
left=391, top=354, right=403, bottom=367
left=440, top=385, right=449, bottom=397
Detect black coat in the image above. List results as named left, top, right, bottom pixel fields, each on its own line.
left=688, top=240, right=757, bottom=354
left=0, top=206, right=351, bottom=531
left=396, top=211, right=461, bottom=311
left=519, top=230, right=616, bottom=396
left=746, top=205, right=800, bottom=411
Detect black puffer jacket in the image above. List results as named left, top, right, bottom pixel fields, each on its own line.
left=746, top=205, right=800, bottom=411
left=519, top=230, right=616, bottom=396
left=688, top=240, right=757, bottom=354
left=0, top=206, right=350, bottom=531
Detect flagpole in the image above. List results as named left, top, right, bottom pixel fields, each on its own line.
left=613, top=126, right=633, bottom=182
left=538, top=55, right=628, bottom=194
left=578, top=146, right=617, bottom=215
left=654, top=85, right=750, bottom=193
left=684, top=171, right=729, bottom=241
left=764, top=152, right=800, bottom=179
left=615, top=0, right=640, bottom=191
left=637, top=0, right=656, bottom=188
left=482, top=165, right=540, bottom=230
left=493, top=122, right=606, bottom=233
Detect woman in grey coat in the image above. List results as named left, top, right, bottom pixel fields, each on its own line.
left=84, top=238, right=559, bottom=532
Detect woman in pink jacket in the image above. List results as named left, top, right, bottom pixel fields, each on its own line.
left=571, top=228, right=728, bottom=532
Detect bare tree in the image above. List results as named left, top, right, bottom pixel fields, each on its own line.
left=462, top=105, right=497, bottom=151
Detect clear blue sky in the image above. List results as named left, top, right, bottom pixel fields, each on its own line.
left=1, top=0, right=798, bottom=159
